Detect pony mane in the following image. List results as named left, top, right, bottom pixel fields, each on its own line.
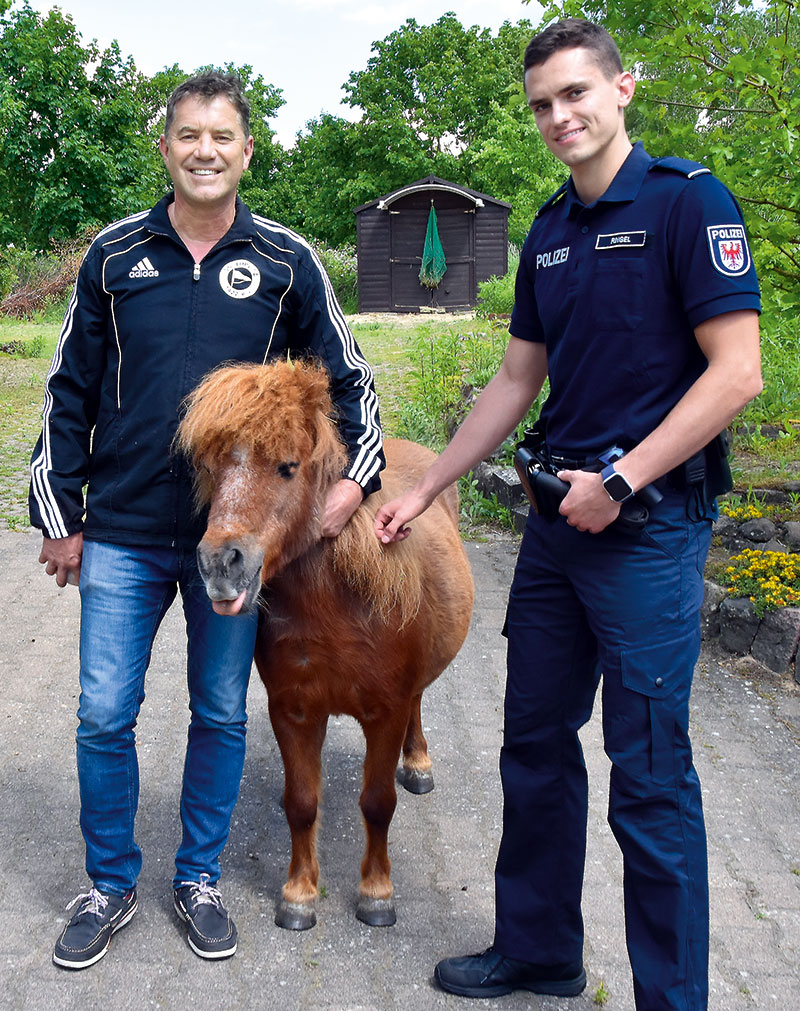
left=176, top=360, right=347, bottom=504
left=327, top=492, right=422, bottom=628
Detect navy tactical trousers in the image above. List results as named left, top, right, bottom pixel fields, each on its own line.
left=494, top=488, right=712, bottom=1011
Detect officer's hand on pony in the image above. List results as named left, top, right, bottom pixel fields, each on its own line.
left=556, top=469, right=621, bottom=534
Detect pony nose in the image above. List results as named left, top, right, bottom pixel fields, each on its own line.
left=197, top=540, right=247, bottom=583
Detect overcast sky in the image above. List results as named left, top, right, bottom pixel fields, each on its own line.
left=27, top=0, right=541, bottom=145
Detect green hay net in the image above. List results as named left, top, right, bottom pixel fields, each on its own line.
left=419, top=203, right=447, bottom=289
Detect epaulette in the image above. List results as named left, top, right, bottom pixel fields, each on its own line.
left=535, top=182, right=569, bottom=218
left=649, top=155, right=711, bottom=180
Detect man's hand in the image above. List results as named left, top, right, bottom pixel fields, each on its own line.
left=374, top=488, right=433, bottom=544
left=39, top=532, right=84, bottom=587
left=557, top=470, right=620, bottom=534
left=321, top=478, right=364, bottom=538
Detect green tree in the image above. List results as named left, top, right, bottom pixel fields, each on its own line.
left=464, top=87, right=566, bottom=246
left=0, top=4, right=162, bottom=247
left=344, top=14, right=533, bottom=157
left=533, top=0, right=799, bottom=309
left=271, top=112, right=447, bottom=245
left=279, top=15, right=561, bottom=246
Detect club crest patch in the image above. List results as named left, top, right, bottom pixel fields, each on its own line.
left=706, top=224, right=750, bottom=276
left=219, top=259, right=261, bottom=299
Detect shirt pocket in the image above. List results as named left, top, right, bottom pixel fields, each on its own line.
left=591, top=258, right=646, bottom=332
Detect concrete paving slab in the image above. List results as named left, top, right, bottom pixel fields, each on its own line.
left=2, top=528, right=799, bottom=1010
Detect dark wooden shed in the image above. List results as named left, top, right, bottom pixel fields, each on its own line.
left=355, top=176, right=511, bottom=313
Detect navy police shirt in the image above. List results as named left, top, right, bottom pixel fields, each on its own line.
left=510, top=142, right=760, bottom=455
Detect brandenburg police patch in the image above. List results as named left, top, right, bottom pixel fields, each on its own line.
left=706, top=224, right=750, bottom=276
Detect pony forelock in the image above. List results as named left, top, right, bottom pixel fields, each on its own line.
left=176, top=360, right=346, bottom=503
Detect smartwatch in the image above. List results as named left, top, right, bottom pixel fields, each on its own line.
left=601, top=463, right=635, bottom=503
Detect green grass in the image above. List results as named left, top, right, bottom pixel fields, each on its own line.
left=0, top=322, right=60, bottom=528
left=348, top=317, right=415, bottom=433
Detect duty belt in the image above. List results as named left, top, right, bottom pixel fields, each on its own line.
left=546, top=452, right=595, bottom=472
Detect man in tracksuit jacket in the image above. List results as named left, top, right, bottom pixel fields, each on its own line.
left=29, top=71, right=384, bottom=970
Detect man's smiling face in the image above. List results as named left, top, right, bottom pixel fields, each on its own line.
left=159, top=95, right=254, bottom=214
left=524, top=46, right=633, bottom=174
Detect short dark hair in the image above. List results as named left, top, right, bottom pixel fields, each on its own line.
left=164, top=71, right=251, bottom=137
left=524, top=18, right=623, bottom=80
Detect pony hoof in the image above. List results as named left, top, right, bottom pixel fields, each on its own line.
left=356, top=896, right=396, bottom=927
left=397, top=766, right=434, bottom=795
left=275, top=900, right=317, bottom=931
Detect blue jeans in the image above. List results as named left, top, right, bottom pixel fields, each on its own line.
left=76, top=540, right=258, bottom=894
left=495, top=489, right=712, bottom=1011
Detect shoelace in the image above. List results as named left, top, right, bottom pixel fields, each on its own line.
left=177, top=872, right=224, bottom=909
left=66, top=887, right=108, bottom=917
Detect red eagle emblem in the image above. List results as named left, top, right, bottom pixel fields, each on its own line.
left=719, top=240, right=743, bottom=270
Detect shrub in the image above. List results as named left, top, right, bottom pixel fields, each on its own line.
left=314, top=242, right=358, bottom=313
left=0, top=245, right=41, bottom=302
left=0, top=335, right=45, bottom=358
left=723, top=549, right=800, bottom=616
left=401, top=320, right=548, bottom=459
left=0, top=233, right=90, bottom=319
left=476, top=246, right=519, bottom=319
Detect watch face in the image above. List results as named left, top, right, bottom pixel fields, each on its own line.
left=604, top=471, right=633, bottom=502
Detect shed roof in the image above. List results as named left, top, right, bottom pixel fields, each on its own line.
left=354, top=175, right=512, bottom=214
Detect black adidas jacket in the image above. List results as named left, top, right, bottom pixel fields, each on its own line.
left=29, top=195, right=384, bottom=548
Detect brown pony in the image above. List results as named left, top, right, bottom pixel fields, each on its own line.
left=176, top=360, right=474, bottom=930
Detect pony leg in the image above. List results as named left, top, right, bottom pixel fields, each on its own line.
left=269, top=703, right=327, bottom=930
left=398, top=691, right=434, bottom=795
left=356, top=712, right=410, bottom=927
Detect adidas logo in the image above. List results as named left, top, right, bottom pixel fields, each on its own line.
left=129, top=257, right=159, bottom=278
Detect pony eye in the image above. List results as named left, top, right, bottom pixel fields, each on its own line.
left=277, top=461, right=300, bottom=480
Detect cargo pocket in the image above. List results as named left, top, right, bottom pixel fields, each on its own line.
left=620, top=634, right=695, bottom=782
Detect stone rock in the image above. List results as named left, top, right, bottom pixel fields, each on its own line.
left=752, top=487, right=788, bottom=505
left=762, top=538, right=788, bottom=554
left=751, top=607, right=800, bottom=674
left=719, top=597, right=761, bottom=655
left=783, top=521, right=800, bottom=552
left=512, top=504, right=529, bottom=535
left=712, top=514, right=736, bottom=537
left=701, top=580, right=727, bottom=641
left=739, top=518, right=777, bottom=543
left=473, top=462, right=526, bottom=510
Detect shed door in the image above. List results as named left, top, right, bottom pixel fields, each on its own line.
left=388, top=193, right=476, bottom=311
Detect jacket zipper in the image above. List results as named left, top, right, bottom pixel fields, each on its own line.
left=193, top=263, right=201, bottom=281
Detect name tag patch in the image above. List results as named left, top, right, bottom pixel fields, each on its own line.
left=707, top=224, right=751, bottom=276
left=595, top=231, right=647, bottom=250
left=536, top=246, right=569, bottom=270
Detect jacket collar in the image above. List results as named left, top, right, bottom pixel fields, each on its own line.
left=145, top=194, right=255, bottom=243
left=563, top=141, right=651, bottom=217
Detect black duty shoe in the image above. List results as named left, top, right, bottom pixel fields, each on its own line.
left=173, top=873, right=238, bottom=959
left=434, top=947, right=586, bottom=998
left=53, top=887, right=138, bottom=969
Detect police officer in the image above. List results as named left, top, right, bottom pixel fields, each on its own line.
left=375, top=18, right=761, bottom=1011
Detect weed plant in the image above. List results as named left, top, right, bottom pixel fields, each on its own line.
left=719, top=489, right=800, bottom=523
left=458, top=472, right=514, bottom=529
left=396, top=319, right=548, bottom=456
left=394, top=317, right=548, bottom=531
